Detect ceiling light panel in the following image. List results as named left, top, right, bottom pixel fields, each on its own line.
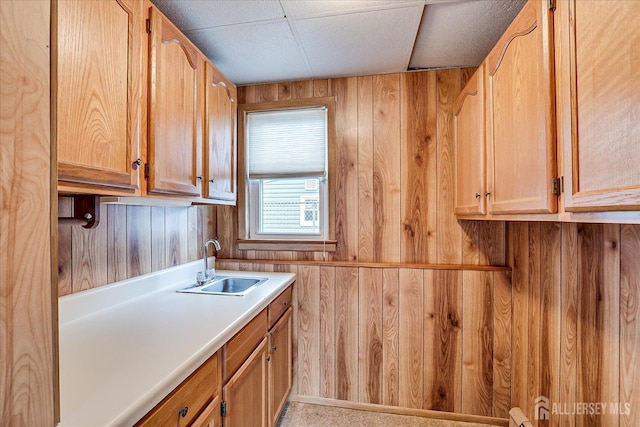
left=186, top=21, right=312, bottom=85
left=410, top=0, right=526, bottom=69
left=293, top=5, right=424, bottom=78
left=151, top=0, right=285, bottom=31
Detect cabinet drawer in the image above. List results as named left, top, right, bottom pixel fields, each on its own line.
left=268, top=286, right=292, bottom=329
left=136, top=352, right=219, bottom=427
left=223, top=308, right=267, bottom=382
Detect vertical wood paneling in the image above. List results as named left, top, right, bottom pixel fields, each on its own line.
left=461, top=271, right=493, bottom=416
left=492, top=270, right=512, bottom=418
left=479, top=221, right=507, bottom=265
left=461, top=220, right=480, bottom=264
left=424, top=269, right=462, bottom=412
left=319, top=266, right=336, bottom=398
left=620, top=225, right=640, bottom=427
left=313, top=79, right=330, bottom=98
left=335, top=266, right=359, bottom=401
left=539, top=222, right=561, bottom=427
left=358, top=267, right=383, bottom=404
left=107, top=205, right=127, bottom=283
left=401, top=72, right=437, bottom=264
left=373, top=74, right=401, bottom=263
left=510, top=222, right=530, bottom=413
left=332, top=77, right=359, bottom=261
left=72, top=213, right=108, bottom=292
left=436, top=69, right=462, bottom=264
left=526, top=223, right=541, bottom=420
left=576, top=224, right=620, bottom=427
left=187, top=206, right=198, bottom=261
left=560, top=223, right=578, bottom=427
left=357, top=76, right=374, bottom=262
left=165, top=207, right=188, bottom=267
left=381, top=268, right=399, bottom=407
left=150, top=206, right=166, bottom=271
left=398, top=269, right=424, bottom=409
left=278, top=80, right=313, bottom=101
left=127, top=206, right=151, bottom=278
left=297, top=265, right=320, bottom=397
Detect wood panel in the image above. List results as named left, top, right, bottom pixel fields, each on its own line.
left=107, top=205, right=127, bottom=283
left=357, top=76, right=375, bottom=263
left=319, top=266, right=336, bottom=398
left=297, top=265, right=320, bottom=397
left=381, top=268, right=399, bottom=407
left=492, top=271, right=512, bottom=418
left=358, top=268, right=383, bottom=404
left=461, top=271, right=493, bottom=416
left=335, top=267, right=359, bottom=401
left=507, top=222, right=637, bottom=427
left=424, top=269, right=462, bottom=413
left=1, top=0, right=56, bottom=424
left=401, top=72, right=437, bottom=263
left=398, top=269, right=424, bottom=409
left=127, top=206, right=151, bottom=278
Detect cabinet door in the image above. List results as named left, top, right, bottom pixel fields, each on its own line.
left=486, top=0, right=557, bottom=214
left=147, top=6, right=202, bottom=197
left=204, top=61, right=237, bottom=203
left=454, top=64, right=486, bottom=216
left=57, top=0, right=142, bottom=192
left=557, top=0, right=640, bottom=211
left=222, top=337, right=268, bottom=427
left=268, top=308, right=292, bottom=427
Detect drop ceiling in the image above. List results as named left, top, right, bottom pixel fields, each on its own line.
left=150, top=0, right=527, bottom=86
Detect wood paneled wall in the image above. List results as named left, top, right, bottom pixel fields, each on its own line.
left=218, top=260, right=512, bottom=419
left=57, top=197, right=217, bottom=295
left=216, top=70, right=506, bottom=265
left=507, top=222, right=640, bottom=427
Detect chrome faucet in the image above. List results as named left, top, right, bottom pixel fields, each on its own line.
left=197, top=238, right=221, bottom=285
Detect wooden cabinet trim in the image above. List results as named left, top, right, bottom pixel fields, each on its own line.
left=268, top=286, right=292, bottom=329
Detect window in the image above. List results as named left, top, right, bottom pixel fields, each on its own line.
left=238, top=98, right=336, bottom=251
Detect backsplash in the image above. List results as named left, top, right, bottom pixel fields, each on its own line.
left=57, top=197, right=217, bottom=296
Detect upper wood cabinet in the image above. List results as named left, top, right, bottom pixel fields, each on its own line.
left=555, top=0, right=640, bottom=212
left=146, top=5, right=203, bottom=197
left=204, top=61, right=237, bottom=204
left=485, top=0, right=557, bottom=214
left=56, top=0, right=143, bottom=193
left=454, top=64, right=486, bottom=216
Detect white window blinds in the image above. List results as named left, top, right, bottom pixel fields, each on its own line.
left=247, top=107, right=327, bottom=179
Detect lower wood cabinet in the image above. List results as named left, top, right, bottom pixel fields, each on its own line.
left=222, top=285, right=293, bottom=427
left=268, top=308, right=292, bottom=426
left=135, top=352, right=221, bottom=427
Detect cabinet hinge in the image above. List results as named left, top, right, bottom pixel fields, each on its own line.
left=548, top=0, right=556, bottom=11
left=144, top=163, right=151, bottom=178
left=146, top=18, right=152, bottom=34
left=552, top=176, right=563, bottom=196
left=221, top=401, right=227, bottom=417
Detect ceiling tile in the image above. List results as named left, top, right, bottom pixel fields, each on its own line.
left=186, top=21, right=312, bottom=85
left=151, top=0, right=285, bottom=31
left=293, top=5, right=424, bottom=78
left=410, top=0, right=526, bottom=69
left=281, top=0, right=423, bottom=18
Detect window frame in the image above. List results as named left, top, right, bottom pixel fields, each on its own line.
left=237, top=97, right=336, bottom=252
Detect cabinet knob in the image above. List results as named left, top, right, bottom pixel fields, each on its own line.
left=281, top=301, right=287, bottom=306
left=209, top=179, right=215, bottom=183
left=131, top=158, right=142, bottom=170
left=266, top=355, right=271, bottom=362
left=197, top=176, right=203, bottom=181
left=272, top=345, right=277, bottom=351
left=178, top=406, right=188, bottom=418
left=484, top=191, right=491, bottom=197
left=475, top=193, right=481, bottom=198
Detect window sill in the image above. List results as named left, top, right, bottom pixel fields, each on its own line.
left=237, top=239, right=337, bottom=252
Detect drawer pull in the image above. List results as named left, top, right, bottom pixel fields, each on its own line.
left=179, top=406, right=188, bottom=418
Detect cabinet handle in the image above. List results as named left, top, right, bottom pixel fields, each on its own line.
left=475, top=193, right=481, bottom=198
left=131, top=158, right=142, bottom=170
left=197, top=176, right=203, bottom=181
left=209, top=179, right=215, bottom=183
left=281, top=301, right=287, bottom=306
left=272, top=345, right=277, bottom=351
left=266, top=355, right=271, bottom=362
left=484, top=192, right=491, bottom=197
left=178, top=406, right=188, bottom=418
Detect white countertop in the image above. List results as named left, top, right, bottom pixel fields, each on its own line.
left=57, top=259, right=295, bottom=427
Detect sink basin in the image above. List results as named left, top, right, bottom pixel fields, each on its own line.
left=177, top=276, right=268, bottom=296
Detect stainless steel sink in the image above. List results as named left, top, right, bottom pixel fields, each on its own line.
left=177, top=276, right=268, bottom=296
